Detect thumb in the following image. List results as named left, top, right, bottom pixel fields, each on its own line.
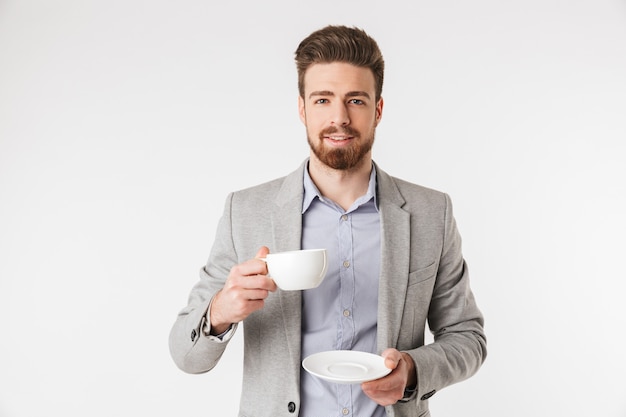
left=255, top=246, right=270, bottom=259
left=381, top=348, right=401, bottom=370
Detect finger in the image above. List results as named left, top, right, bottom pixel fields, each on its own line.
left=361, top=383, right=400, bottom=406
left=243, top=288, right=271, bottom=301
left=361, top=370, right=405, bottom=406
left=255, top=246, right=270, bottom=258
left=381, top=348, right=401, bottom=370
left=254, top=246, right=270, bottom=276
left=362, top=370, right=396, bottom=392
left=236, top=246, right=270, bottom=276
left=231, top=259, right=268, bottom=278
left=247, top=274, right=277, bottom=291
left=228, top=273, right=276, bottom=292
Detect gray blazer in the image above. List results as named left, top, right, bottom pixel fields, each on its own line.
left=169, top=160, right=486, bottom=417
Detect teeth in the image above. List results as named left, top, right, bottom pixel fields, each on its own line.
left=329, top=136, right=348, bottom=140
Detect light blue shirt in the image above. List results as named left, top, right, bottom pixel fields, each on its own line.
left=300, top=161, right=383, bottom=417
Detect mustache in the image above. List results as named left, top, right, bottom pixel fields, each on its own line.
left=319, top=125, right=360, bottom=137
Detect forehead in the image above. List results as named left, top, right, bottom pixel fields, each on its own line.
left=303, top=62, right=376, bottom=96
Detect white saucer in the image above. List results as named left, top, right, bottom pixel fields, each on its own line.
left=302, top=350, right=391, bottom=384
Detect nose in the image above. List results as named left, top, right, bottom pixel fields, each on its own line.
left=330, top=102, right=350, bottom=126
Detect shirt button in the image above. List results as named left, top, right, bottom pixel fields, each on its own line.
left=343, top=309, right=350, bottom=317
left=343, top=260, right=350, bottom=268
left=287, top=402, right=296, bottom=413
left=342, top=408, right=349, bottom=415
left=341, top=214, right=348, bottom=221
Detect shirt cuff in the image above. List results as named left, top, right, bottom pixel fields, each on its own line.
left=204, top=321, right=235, bottom=342
left=201, top=299, right=236, bottom=342
left=399, top=386, right=417, bottom=402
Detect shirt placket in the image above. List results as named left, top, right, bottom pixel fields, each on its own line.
left=337, top=212, right=355, bottom=416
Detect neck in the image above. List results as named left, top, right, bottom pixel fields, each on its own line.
left=308, top=153, right=372, bottom=211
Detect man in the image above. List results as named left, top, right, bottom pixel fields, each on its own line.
left=169, top=25, right=486, bottom=417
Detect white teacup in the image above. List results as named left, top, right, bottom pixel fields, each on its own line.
left=260, top=249, right=328, bottom=291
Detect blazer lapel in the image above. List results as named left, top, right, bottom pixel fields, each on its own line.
left=375, top=164, right=411, bottom=351
left=270, top=161, right=306, bottom=368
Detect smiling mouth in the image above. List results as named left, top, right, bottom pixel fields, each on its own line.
left=326, top=135, right=352, bottom=141
left=320, top=126, right=360, bottom=143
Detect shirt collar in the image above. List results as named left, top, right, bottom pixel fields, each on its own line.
left=302, top=159, right=379, bottom=214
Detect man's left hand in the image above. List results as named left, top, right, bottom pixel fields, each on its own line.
left=361, top=348, right=417, bottom=406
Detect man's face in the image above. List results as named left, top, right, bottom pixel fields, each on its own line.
left=298, top=62, right=383, bottom=171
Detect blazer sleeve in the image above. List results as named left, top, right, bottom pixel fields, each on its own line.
left=405, top=193, right=487, bottom=404
left=168, top=193, right=240, bottom=374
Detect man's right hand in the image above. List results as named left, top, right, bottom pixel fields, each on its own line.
left=208, top=246, right=277, bottom=335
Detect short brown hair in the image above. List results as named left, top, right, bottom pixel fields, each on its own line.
left=294, top=25, right=385, bottom=101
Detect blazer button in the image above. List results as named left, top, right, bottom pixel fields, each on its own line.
left=190, top=329, right=197, bottom=341
left=287, top=402, right=296, bottom=413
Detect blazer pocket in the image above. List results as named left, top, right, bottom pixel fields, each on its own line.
left=407, top=262, right=437, bottom=287
left=400, top=263, right=438, bottom=349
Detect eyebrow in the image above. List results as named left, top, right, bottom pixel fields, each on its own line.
left=308, top=90, right=372, bottom=99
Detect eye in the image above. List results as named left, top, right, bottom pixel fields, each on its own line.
left=349, top=99, right=365, bottom=105
left=315, top=98, right=329, bottom=104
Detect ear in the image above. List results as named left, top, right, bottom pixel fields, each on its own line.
left=375, top=97, right=384, bottom=126
left=298, top=95, right=306, bottom=124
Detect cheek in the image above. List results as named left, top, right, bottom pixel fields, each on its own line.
left=304, top=112, right=326, bottom=130
left=353, top=114, right=376, bottom=130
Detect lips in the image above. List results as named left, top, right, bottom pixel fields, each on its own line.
left=320, top=126, right=359, bottom=144
left=324, top=136, right=354, bottom=148
left=325, top=135, right=352, bottom=141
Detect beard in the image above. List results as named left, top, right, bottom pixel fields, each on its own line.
left=307, top=125, right=375, bottom=171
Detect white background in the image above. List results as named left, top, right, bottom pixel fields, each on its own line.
left=1, top=1, right=625, bottom=416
